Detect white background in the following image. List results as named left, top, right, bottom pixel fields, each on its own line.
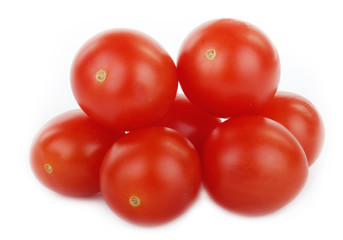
left=1, top=0, right=342, bottom=239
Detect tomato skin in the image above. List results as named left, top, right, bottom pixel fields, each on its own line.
left=71, top=29, right=178, bottom=131
left=100, top=127, right=201, bottom=226
left=260, top=91, right=324, bottom=166
left=30, top=110, right=123, bottom=197
left=159, top=94, right=221, bottom=156
left=177, top=18, right=280, bottom=117
left=203, top=116, right=308, bottom=215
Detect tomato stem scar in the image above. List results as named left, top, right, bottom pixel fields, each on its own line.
left=206, top=49, right=216, bottom=60
left=44, top=164, right=53, bottom=174
left=129, top=196, right=141, bottom=207
left=96, top=69, right=107, bottom=82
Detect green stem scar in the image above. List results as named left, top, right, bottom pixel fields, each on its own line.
left=44, top=164, right=53, bottom=174
left=129, top=196, right=141, bottom=207
left=206, top=49, right=216, bottom=60
left=96, top=69, right=107, bottom=82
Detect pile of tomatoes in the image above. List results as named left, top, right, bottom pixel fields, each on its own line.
left=30, top=18, right=324, bottom=226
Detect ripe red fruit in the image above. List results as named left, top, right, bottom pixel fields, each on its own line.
left=71, top=29, right=178, bottom=131
left=100, top=127, right=202, bottom=226
left=30, top=110, right=123, bottom=197
left=177, top=18, right=280, bottom=117
left=203, top=116, right=308, bottom=215
left=158, top=94, right=221, bottom=156
left=260, top=91, right=325, bottom=166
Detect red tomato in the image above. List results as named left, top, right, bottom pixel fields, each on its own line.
left=100, top=127, right=201, bottom=226
left=203, top=116, right=308, bottom=215
left=30, top=110, right=123, bottom=197
left=71, top=29, right=178, bottom=131
left=158, top=94, right=221, bottom=156
left=260, top=91, right=324, bottom=166
left=177, top=19, right=280, bottom=117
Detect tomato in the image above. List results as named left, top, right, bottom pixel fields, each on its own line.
left=30, top=110, right=123, bottom=197
left=71, top=29, right=178, bottom=131
left=202, top=116, right=308, bottom=215
left=100, top=127, right=201, bottom=226
left=260, top=91, right=324, bottom=166
left=177, top=18, right=280, bottom=117
left=158, top=94, right=221, bottom=156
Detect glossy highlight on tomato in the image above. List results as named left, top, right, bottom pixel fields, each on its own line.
left=30, top=110, right=123, bottom=197
left=202, top=116, right=308, bottom=215
left=177, top=18, right=280, bottom=117
left=100, top=127, right=202, bottom=226
left=260, top=91, right=324, bottom=166
left=71, top=29, right=178, bottom=131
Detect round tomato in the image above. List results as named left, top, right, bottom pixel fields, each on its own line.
left=202, top=116, right=308, bottom=215
left=100, top=127, right=201, bottom=226
left=30, top=110, right=123, bottom=197
left=260, top=91, right=324, bottom=166
left=71, top=29, right=178, bottom=131
left=158, top=94, right=221, bottom=156
left=177, top=18, right=280, bottom=117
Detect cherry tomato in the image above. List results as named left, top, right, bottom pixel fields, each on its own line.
left=203, top=116, right=308, bottom=215
left=158, top=94, right=221, bottom=156
left=260, top=91, right=324, bottom=166
left=177, top=19, right=280, bottom=117
left=30, top=110, right=123, bottom=197
left=71, top=29, right=178, bottom=131
left=100, top=127, right=201, bottom=226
